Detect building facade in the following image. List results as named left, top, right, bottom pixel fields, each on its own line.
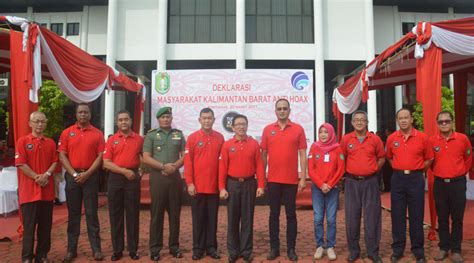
left=1, top=0, right=474, bottom=137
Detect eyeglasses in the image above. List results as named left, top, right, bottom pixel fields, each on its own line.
left=437, top=119, right=452, bottom=125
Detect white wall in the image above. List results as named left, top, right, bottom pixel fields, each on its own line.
left=322, top=0, right=367, bottom=60
left=115, top=0, right=159, bottom=61
left=374, top=6, right=396, bottom=54
left=87, top=6, right=108, bottom=55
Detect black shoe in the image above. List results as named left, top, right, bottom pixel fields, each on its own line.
left=347, top=254, right=360, bottom=262
left=390, top=254, right=402, bottom=263
left=93, top=251, right=104, bottom=261
left=54, top=198, right=62, bottom=205
left=243, top=253, right=254, bottom=262
left=171, top=249, right=183, bottom=258
left=368, top=255, right=383, bottom=263
left=63, top=252, right=77, bottom=263
left=287, top=249, right=298, bottom=261
left=150, top=254, right=160, bottom=261
left=416, top=257, right=426, bottom=263
left=35, top=258, right=50, bottom=263
left=267, top=249, right=280, bottom=260
left=192, top=253, right=203, bottom=260
left=110, top=252, right=123, bottom=261
left=207, top=251, right=221, bottom=259
left=129, top=252, right=139, bottom=260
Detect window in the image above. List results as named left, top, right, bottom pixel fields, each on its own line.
left=50, top=23, right=63, bottom=36
left=246, top=0, right=314, bottom=43
left=168, top=0, right=236, bottom=43
left=66, top=23, right=80, bottom=36
left=402, top=22, right=415, bottom=35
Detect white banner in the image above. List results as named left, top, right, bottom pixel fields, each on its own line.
left=151, top=69, right=315, bottom=143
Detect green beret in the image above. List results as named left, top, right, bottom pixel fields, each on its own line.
left=156, top=107, right=172, bottom=118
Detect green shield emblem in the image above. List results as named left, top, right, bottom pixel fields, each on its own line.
left=155, top=72, right=170, bottom=94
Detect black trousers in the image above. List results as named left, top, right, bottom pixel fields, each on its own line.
left=21, top=201, right=53, bottom=261
left=268, top=182, right=297, bottom=251
left=390, top=171, right=425, bottom=259
left=227, top=178, right=257, bottom=259
left=65, top=172, right=101, bottom=253
left=434, top=176, right=466, bottom=253
left=344, top=175, right=381, bottom=258
left=107, top=171, right=141, bottom=254
left=149, top=171, right=182, bottom=255
left=191, top=193, right=219, bottom=255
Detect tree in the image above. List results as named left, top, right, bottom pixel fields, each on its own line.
left=39, top=80, right=70, bottom=139
left=413, top=86, right=454, bottom=131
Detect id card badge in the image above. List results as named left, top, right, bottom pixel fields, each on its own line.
left=324, top=153, right=330, bottom=163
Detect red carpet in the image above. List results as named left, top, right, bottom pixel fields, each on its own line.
left=0, top=196, right=107, bottom=242
left=381, top=192, right=474, bottom=240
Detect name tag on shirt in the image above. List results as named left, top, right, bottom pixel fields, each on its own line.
left=324, top=154, right=330, bottom=163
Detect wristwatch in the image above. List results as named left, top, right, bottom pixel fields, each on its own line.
left=72, top=172, right=79, bottom=177
left=45, top=171, right=52, bottom=177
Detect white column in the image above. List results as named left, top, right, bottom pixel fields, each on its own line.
left=448, top=7, right=455, bottom=19
left=80, top=5, right=89, bottom=51
left=449, top=74, right=454, bottom=90
left=157, top=0, right=168, bottom=71
left=26, top=7, right=33, bottom=20
left=364, top=0, right=377, bottom=132
left=393, top=6, right=403, bottom=119
left=137, top=77, right=145, bottom=136
left=104, top=0, right=118, bottom=138
left=314, top=0, right=325, bottom=134
left=336, top=76, right=346, bottom=135
left=236, top=0, right=245, bottom=69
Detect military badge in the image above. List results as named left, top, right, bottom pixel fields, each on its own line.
left=434, top=146, right=440, bottom=152
left=271, top=131, right=276, bottom=136
left=230, top=147, right=236, bottom=153
left=156, top=146, right=162, bottom=151
left=156, top=133, right=162, bottom=140
left=315, top=154, right=320, bottom=159
left=394, top=141, right=400, bottom=148
left=114, top=141, right=119, bottom=145
left=198, top=141, right=204, bottom=147
left=348, top=144, right=353, bottom=149
left=26, top=144, right=34, bottom=150
left=69, top=132, right=76, bottom=137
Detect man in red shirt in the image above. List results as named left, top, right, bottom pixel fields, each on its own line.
left=261, top=98, right=307, bottom=261
left=184, top=108, right=224, bottom=260
left=15, top=111, right=58, bottom=263
left=340, top=110, right=385, bottom=263
left=219, top=114, right=265, bottom=263
left=103, top=110, right=144, bottom=261
left=58, top=103, right=105, bottom=262
left=429, top=111, right=471, bottom=263
left=386, top=108, right=433, bottom=263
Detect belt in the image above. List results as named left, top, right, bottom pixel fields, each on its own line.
left=75, top=169, right=87, bottom=173
left=228, top=175, right=254, bottom=182
left=435, top=175, right=466, bottom=183
left=347, top=173, right=376, bottom=181
left=394, top=169, right=423, bottom=175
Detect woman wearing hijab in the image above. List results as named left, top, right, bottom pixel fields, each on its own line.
left=308, top=123, right=345, bottom=261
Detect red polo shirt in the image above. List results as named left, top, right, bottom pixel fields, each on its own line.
left=386, top=128, right=433, bottom=170
left=58, top=123, right=105, bottom=169
left=15, top=134, right=58, bottom=205
left=340, top=131, right=385, bottom=176
left=429, top=132, right=472, bottom=178
left=184, top=129, right=224, bottom=194
left=261, top=120, right=307, bottom=184
left=219, top=136, right=265, bottom=190
left=308, top=144, right=345, bottom=188
left=103, top=131, right=144, bottom=169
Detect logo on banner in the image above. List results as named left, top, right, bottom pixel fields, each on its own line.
left=222, top=111, right=239, bottom=133
left=155, top=72, right=170, bottom=94
left=291, top=71, right=309, bottom=91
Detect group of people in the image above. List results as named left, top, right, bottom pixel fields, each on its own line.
left=14, top=98, right=471, bottom=263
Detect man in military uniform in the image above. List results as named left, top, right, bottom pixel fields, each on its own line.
left=143, top=107, right=186, bottom=261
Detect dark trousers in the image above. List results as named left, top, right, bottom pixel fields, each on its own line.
left=21, top=201, right=53, bottom=261
left=344, top=175, right=381, bottom=258
left=65, top=172, right=101, bottom=253
left=191, top=193, right=219, bottom=256
left=227, top=178, right=257, bottom=259
left=268, top=182, right=297, bottom=251
left=149, top=171, right=182, bottom=255
left=382, top=162, right=393, bottom=192
left=434, top=177, right=466, bottom=253
left=107, top=171, right=141, bottom=254
left=390, top=171, right=425, bottom=258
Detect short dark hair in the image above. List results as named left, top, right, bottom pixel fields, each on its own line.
left=116, top=110, right=132, bottom=119
left=437, top=110, right=454, bottom=121
left=200, top=107, right=214, bottom=117
left=396, top=107, right=412, bottom=118
left=275, top=98, right=290, bottom=108
left=232, top=114, right=248, bottom=126
left=75, top=102, right=91, bottom=113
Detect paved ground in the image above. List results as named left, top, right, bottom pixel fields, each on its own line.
left=1, top=194, right=474, bottom=262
